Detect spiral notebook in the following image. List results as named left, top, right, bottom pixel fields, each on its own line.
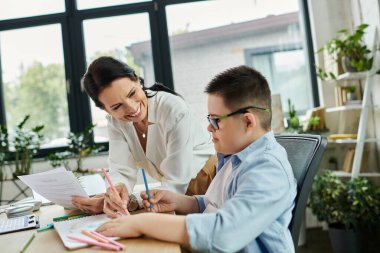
left=54, top=214, right=118, bottom=250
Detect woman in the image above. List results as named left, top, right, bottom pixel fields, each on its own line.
left=72, top=56, right=216, bottom=217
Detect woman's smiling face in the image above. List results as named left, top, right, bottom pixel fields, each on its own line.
left=99, top=77, right=148, bottom=122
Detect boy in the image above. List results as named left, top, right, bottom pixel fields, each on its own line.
left=97, top=66, right=297, bottom=253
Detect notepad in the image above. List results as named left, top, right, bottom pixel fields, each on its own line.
left=54, top=214, right=119, bottom=250
left=0, top=214, right=39, bottom=235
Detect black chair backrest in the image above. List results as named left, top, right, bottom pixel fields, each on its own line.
left=275, top=134, right=327, bottom=251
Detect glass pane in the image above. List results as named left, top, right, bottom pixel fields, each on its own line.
left=251, top=49, right=308, bottom=111
left=0, top=0, right=65, bottom=21
left=76, top=0, right=150, bottom=10
left=0, top=24, right=70, bottom=148
left=163, top=0, right=312, bottom=126
left=83, top=13, right=154, bottom=142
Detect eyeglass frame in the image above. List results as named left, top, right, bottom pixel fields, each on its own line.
left=207, top=105, right=271, bottom=130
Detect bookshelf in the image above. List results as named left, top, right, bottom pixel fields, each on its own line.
left=327, top=29, right=380, bottom=178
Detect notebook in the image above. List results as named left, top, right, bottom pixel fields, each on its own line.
left=54, top=214, right=118, bottom=250
left=0, top=214, right=39, bottom=235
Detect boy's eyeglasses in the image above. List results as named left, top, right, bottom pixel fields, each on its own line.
left=207, top=105, right=271, bottom=130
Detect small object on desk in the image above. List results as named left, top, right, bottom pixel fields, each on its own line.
left=0, top=214, right=40, bottom=235
left=37, top=223, right=54, bottom=232
left=53, top=213, right=88, bottom=222
left=20, top=233, right=36, bottom=253
left=4, top=204, right=34, bottom=218
left=90, top=230, right=125, bottom=249
left=141, top=168, right=153, bottom=209
left=101, top=168, right=130, bottom=215
left=81, top=230, right=109, bottom=243
left=67, top=235, right=121, bottom=251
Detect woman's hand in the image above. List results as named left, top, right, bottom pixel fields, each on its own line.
left=141, top=190, right=178, bottom=213
left=104, top=183, right=130, bottom=218
left=96, top=215, right=142, bottom=238
left=71, top=194, right=105, bottom=214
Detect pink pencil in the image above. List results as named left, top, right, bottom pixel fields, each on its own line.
left=67, top=235, right=120, bottom=251
left=81, top=230, right=109, bottom=244
left=90, top=230, right=125, bottom=249
left=101, top=168, right=130, bottom=215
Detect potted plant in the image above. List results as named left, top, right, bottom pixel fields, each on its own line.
left=0, top=125, right=9, bottom=181
left=316, top=23, right=380, bottom=81
left=346, top=85, right=357, bottom=101
left=285, top=99, right=301, bottom=132
left=10, top=115, right=44, bottom=178
left=308, top=171, right=380, bottom=253
left=47, top=124, right=104, bottom=173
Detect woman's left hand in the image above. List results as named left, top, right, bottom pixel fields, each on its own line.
left=71, top=194, right=105, bottom=214
left=96, top=215, right=141, bottom=238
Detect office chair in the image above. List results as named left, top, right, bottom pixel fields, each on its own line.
left=275, top=134, right=327, bottom=251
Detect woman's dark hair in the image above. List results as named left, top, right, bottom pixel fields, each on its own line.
left=82, top=56, right=179, bottom=108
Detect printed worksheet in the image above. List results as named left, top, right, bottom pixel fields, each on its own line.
left=18, top=168, right=88, bottom=209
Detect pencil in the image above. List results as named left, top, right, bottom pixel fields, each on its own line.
left=141, top=168, right=153, bottom=209
left=20, top=233, right=35, bottom=253
left=37, top=223, right=54, bottom=232
left=67, top=235, right=120, bottom=251
left=101, top=168, right=130, bottom=215
left=90, top=230, right=125, bottom=249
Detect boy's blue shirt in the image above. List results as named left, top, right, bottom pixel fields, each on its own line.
left=186, top=131, right=297, bottom=253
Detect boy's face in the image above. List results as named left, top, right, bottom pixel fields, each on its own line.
left=207, top=94, right=251, bottom=154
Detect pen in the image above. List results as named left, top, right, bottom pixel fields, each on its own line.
left=67, top=235, right=121, bottom=251
left=90, top=230, right=125, bottom=249
left=53, top=213, right=88, bottom=221
left=37, top=223, right=54, bottom=232
left=141, top=168, right=153, bottom=209
left=20, top=233, right=35, bottom=253
left=101, top=168, right=130, bottom=215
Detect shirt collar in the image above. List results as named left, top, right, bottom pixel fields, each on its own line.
left=217, top=131, right=274, bottom=169
left=147, top=90, right=157, bottom=124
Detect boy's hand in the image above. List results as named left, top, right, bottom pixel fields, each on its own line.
left=104, top=183, right=130, bottom=218
left=72, top=194, right=105, bottom=214
left=96, top=215, right=142, bottom=238
left=141, top=190, right=177, bottom=213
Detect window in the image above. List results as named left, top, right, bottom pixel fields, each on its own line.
left=0, top=0, right=65, bottom=21
left=246, top=44, right=312, bottom=112
left=0, top=25, right=70, bottom=147
left=164, top=0, right=313, bottom=125
left=83, top=13, right=154, bottom=141
left=77, top=0, right=149, bottom=10
left=0, top=0, right=316, bottom=153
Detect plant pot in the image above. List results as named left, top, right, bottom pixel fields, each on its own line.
left=341, top=56, right=358, bottom=73
left=347, top=92, right=357, bottom=101
left=328, top=223, right=380, bottom=253
left=328, top=223, right=361, bottom=253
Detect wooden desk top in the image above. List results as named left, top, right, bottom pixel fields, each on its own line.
left=0, top=205, right=180, bottom=253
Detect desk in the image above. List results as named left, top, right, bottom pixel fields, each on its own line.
left=0, top=205, right=181, bottom=253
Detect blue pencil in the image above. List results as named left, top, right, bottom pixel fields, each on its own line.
left=141, top=168, right=153, bottom=209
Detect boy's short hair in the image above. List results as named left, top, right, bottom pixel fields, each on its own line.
left=205, top=65, right=272, bottom=130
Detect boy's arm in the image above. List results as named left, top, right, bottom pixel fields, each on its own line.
left=138, top=213, right=190, bottom=248
left=141, top=190, right=200, bottom=214
left=97, top=213, right=191, bottom=250
left=175, top=195, right=200, bottom=214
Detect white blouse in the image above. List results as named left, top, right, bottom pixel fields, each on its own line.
left=107, top=90, right=215, bottom=194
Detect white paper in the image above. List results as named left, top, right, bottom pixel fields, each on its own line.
left=54, top=214, right=118, bottom=249
left=18, top=168, right=88, bottom=209
left=78, top=174, right=106, bottom=196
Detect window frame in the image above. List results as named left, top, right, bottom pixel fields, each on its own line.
left=0, top=0, right=317, bottom=158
